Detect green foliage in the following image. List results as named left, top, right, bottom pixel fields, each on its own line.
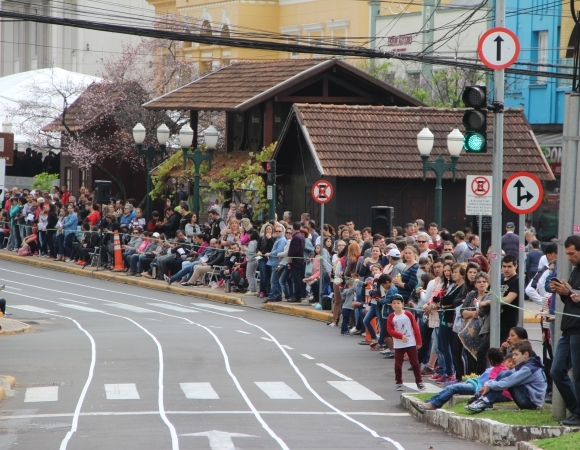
left=202, top=143, right=276, bottom=220
left=536, top=431, right=580, bottom=450
left=448, top=400, right=559, bottom=426
left=32, top=172, right=59, bottom=191
left=150, top=150, right=184, bottom=200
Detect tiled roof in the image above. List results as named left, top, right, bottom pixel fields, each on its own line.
left=278, top=104, right=554, bottom=181
left=143, top=59, right=423, bottom=111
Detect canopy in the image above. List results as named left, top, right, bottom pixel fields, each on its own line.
left=0, top=68, right=101, bottom=145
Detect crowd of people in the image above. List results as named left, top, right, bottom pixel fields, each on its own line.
left=6, top=149, right=60, bottom=177
left=2, top=188, right=580, bottom=426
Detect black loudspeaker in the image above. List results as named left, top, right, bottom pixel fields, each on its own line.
left=94, top=180, right=112, bottom=204
left=371, top=206, right=394, bottom=237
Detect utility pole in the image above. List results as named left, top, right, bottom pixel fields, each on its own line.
left=421, top=0, right=435, bottom=92
left=489, top=0, right=506, bottom=349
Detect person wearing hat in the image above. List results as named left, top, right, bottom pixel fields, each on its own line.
left=525, top=219, right=536, bottom=236
left=502, top=222, right=520, bottom=259
left=453, top=231, right=470, bottom=263
left=384, top=248, right=405, bottom=278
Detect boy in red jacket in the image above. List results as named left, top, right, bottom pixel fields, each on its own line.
left=387, top=294, right=425, bottom=391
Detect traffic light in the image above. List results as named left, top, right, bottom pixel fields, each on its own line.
left=261, top=160, right=276, bottom=185
left=462, top=86, right=487, bottom=153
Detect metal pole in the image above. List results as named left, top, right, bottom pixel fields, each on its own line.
left=552, top=91, right=580, bottom=418
left=489, top=0, right=506, bottom=349
left=479, top=214, right=482, bottom=236
left=319, top=202, right=324, bottom=305
left=193, top=162, right=201, bottom=219
left=146, top=159, right=152, bottom=220
left=269, top=183, right=276, bottom=221
left=434, top=172, right=443, bottom=230
left=518, top=214, right=525, bottom=327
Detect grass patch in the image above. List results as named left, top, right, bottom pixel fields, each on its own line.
left=448, top=400, right=559, bottom=426
left=406, top=393, right=433, bottom=402
left=535, top=431, right=580, bottom=450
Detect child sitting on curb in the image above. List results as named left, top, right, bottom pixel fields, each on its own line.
left=387, top=294, right=425, bottom=391
left=411, top=348, right=513, bottom=413
left=467, top=340, right=547, bottom=413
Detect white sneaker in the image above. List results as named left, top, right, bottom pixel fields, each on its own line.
left=349, top=327, right=357, bottom=334
left=327, top=322, right=336, bottom=327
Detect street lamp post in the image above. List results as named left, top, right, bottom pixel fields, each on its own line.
left=133, top=123, right=169, bottom=220
left=417, top=126, right=463, bottom=228
left=180, top=123, right=219, bottom=218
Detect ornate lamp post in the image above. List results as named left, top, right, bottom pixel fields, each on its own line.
left=133, top=123, right=169, bottom=219
left=417, top=126, right=463, bottom=228
left=180, top=123, right=219, bottom=218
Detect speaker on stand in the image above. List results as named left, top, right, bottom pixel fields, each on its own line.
left=371, top=206, right=394, bottom=237
left=94, top=180, right=112, bottom=205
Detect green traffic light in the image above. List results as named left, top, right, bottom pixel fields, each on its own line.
left=463, top=132, right=486, bottom=153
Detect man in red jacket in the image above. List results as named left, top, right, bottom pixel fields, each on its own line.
left=387, top=294, right=426, bottom=392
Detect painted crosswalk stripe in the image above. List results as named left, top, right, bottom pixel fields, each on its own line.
left=281, top=345, right=294, bottom=350
left=316, top=363, right=352, bottom=381
left=261, top=337, right=274, bottom=342
left=58, top=303, right=103, bottom=313
left=105, top=384, right=140, bottom=400
left=255, top=382, right=302, bottom=399
left=24, top=386, right=59, bottom=402
left=58, top=298, right=89, bottom=304
left=107, top=304, right=154, bottom=313
left=180, top=383, right=220, bottom=399
left=328, top=381, right=384, bottom=401
left=301, top=354, right=315, bottom=360
left=235, top=330, right=250, bottom=334
left=403, top=382, right=442, bottom=393
left=191, top=303, right=244, bottom=312
left=146, top=303, right=198, bottom=313
left=10, top=305, right=58, bottom=313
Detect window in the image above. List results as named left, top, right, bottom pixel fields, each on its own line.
left=537, top=31, right=548, bottom=84
left=80, top=169, right=87, bottom=189
left=64, top=167, right=72, bottom=191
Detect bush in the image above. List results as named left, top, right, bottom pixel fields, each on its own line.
left=32, top=172, right=59, bottom=191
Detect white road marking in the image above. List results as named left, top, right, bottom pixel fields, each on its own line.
left=281, top=345, right=293, bottom=350
left=107, top=304, right=155, bottom=313
left=0, top=411, right=411, bottom=419
left=24, top=386, right=59, bottom=402
left=58, top=304, right=103, bottom=313
left=403, top=382, right=442, bottom=393
left=261, top=337, right=274, bottom=342
left=180, top=430, right=257, bottom=449
left=10, top=305, right=58, bottom=313
left=316, top=363, right=353, bottom=381
left=58, top=298, right=89, bottom=304
left=5, top=286, right=21, bottom=290
left=191, top=303, right=244, bottom=312
left=301, top=354, right=315, bottom=360
left=255, top=382, right=302, bottom=400
left=208, top=326, right=222, bottom=328
left=235, top=330, right=250, bottom=334
left=147, top=303, right=198, bottom=313
left=180, top=382, right=219, bottom=400
left=328, top=381, right=384, bottom=401
left=105, top=384, right=140, bottom=400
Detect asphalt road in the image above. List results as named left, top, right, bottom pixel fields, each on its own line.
left=0, top=261, right=498, bottom=450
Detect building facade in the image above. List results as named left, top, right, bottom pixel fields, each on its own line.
left=0, top=0, right=153, bottom=77
left=145, top=0, right=370, bottom=68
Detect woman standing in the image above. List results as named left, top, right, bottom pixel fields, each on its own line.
left=37, top=202, right=49, bottom=256
left=257, top=224, right=274, bottom=298
left=393, top=246, right=420, bottom=303
left=62, top=204, right=79, bottom=262
left=45, top=204, right=58, bottom=258
left=437, top=263, right=466, bottom=383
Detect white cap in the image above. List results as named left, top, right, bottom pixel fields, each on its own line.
left=152, top=232, right=161, bottom=238
left=387, top=249, right=401, bottom=258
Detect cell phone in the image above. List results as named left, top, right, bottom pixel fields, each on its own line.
left=551, top=278, right=563, bottom=284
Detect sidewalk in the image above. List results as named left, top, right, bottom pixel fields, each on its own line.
left=0, top=375, right=16, bottom=403
left=0, top=316, right=31, bottom=336
left=0, top=250, right=539, bottom=324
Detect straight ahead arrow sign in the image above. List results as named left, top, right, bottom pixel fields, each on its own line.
left=494, top=35, right=504, bottom=61
left=181, top=430, right=258, bottom=449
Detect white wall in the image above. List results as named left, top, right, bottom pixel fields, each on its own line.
left=0, top=0, right=154, bottom=77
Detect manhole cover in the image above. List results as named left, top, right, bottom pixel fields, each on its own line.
left=14, top=382, right=65, bottom=388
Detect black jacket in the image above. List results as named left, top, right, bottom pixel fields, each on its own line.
left=161, top=213, right=180, bottom=239
left=208, top=250, right=225, bottom=268
left=561, top=264, right=580, bottom=336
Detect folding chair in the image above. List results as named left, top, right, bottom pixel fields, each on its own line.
left=83, top=247, right=101, bottom=269
left=203, top=265, right=224, bottom=285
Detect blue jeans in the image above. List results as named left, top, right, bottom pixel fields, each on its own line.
left=56, top=234, right=65, bottom=256
left=64, top=233, right=75, bottom=258
left=551, top=335, right=580, bottom=416
left=258, top=258, right=271, bottom=294
left=485, top=370, right=534, bottom=409
left=427, top=382, right=475, bottom=408
left=431, top=328, right=446, bottom=375
left=279, top=265, right=293, bottom=299
left=341, top=308, right=352, bottom=334
left=268, top=267, right=282, bottom=300
left=438, top=324, right=455, bottom=376
left=364, top=303, right=379, bottom=341
left=130, top=254, right=151, bottom=273
left=170, top=261, right=197, bottom=282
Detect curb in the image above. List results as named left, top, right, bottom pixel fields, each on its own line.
left=262, top=302, right=332, bottom=322
left=0, top=375, right=16, bottom=402
left=0, top=252, right=245, bottom=306
left=0, top=318, right=31, bottom=336
left=400, top=393, right=578, bottom=446
left=516, top=442, right=543, bottom=450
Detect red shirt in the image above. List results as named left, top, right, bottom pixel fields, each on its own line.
left=86, top=210, right=100, bottom=226
left=61, top=192, right=70, bottom=204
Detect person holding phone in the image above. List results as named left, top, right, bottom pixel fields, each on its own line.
left=550, top=235, right=580, bottom=426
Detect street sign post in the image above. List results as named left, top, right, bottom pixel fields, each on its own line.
left=502, top=171, right=544, bottom=328
left=312, top=179, right=334, bottom=305
left=466, top=175, right=493, bottom=216
left=478, top=27, right=520, bottom=70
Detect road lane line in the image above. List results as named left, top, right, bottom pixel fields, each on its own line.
left=301, top=354, right=315, bottom=360
left=261, top=337, right=274, bottom=342
left=255, top=382, right=302, bottom=400
left=327, top=381, right=384, bottom=401
left=58, top=304, right=104, bottom=313
left=107, top=304, right=155, bottom=313
left=147, top=303, right=198, bottom=313
left=281, top=345, right=293, bottom=350
left=190, top=303, right=244, bottom=312
left=105, top=384, right=140, bottom=400
left=180, top=383, right=219, bottom=400
left=235, top=330, right=250, bottom=334
left=10, top=305, right=58, bottom=313
left=4, top=286, right=21, bottom=290
left=316, top=364, right=353, bottom=381
left=24, top=386, right=59, bottom=402
left=58, top=298, right=89, bottom=304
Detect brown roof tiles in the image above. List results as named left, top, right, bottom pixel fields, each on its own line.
left=278, top=104, right=554, bottom=181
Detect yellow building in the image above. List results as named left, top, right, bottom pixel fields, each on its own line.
left=146, top=0, right=371, bottom=66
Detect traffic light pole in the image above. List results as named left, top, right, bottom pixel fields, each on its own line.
left=489, top=0, right=505, bottom=349
left=269, top=184, right=276, bottom=221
